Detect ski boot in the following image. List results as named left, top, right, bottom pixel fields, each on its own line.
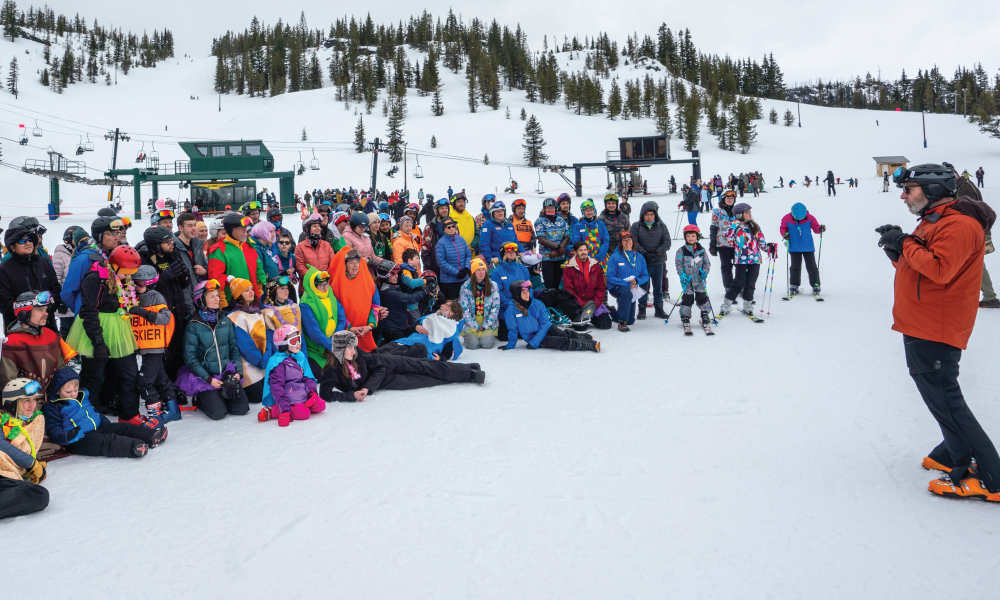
left=161, top=399, right=182, bottom=424
left=928, top=475, right=1000, bottom=502
left=131, top=441, right=149, bottom=458
left=637, top=304, right=647, bottom=320
left=653, top=303, right=668, bottom=319
left=574, top=339, right=600, bottom=352
left=701, top=309, right=712, bottom=326
left=681, top=317, right=693, bottom=335
left=812, top=284, right=821, bottom=294
left=788, top=285, right=799, bottom=296
left=150, top=426, right=168, bottom=448
left=718, top=298, right=734, bottom=316
left=740, top=299, right=756, bottom=315
left=617, top=321, right=630, bottom=332
left=142, top=402, right=167, bottom=430
left=980, top=298, right=1000, bottom=308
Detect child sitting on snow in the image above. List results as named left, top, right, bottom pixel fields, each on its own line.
left=259, top=325, right=325, bottom=427
left=0, top=378, right=47, bottom=483
left=43, top=368, right=166, bottom=458
left=675, top=225, right=712, bottom=329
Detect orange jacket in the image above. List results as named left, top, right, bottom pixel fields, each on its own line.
left=891, top=201, right=984, bottom=349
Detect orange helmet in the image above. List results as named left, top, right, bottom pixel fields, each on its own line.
left=109, top=245, right=141, bottom=275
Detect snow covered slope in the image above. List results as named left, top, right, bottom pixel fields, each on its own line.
left=2, top=35, right=1000, bottom=600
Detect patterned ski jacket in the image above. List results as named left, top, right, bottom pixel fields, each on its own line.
left=675, top=243, right=711, bottom=293
left=726, top=221, right=768, bottom=265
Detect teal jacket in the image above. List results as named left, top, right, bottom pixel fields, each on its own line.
left=183, top=314, right=244, bottom=382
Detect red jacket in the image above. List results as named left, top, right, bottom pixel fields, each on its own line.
left=562, top=255, right=606, bottom=307
left=892, top=200, right=985, bottom=349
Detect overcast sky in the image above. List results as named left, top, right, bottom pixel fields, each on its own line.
left=44, top=0, right=1000, bottom=84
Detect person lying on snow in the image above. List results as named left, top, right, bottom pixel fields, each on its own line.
left=258, top=325, right=326, bottom=427
left=318, top=331, right=485, bottom=403
left=380, top=299, right=465, bottom=360
left=499, top=280, right=600, bottom=352
left=44, top=368, right=166, bottom=458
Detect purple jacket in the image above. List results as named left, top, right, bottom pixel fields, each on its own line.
left=268, top=356, right=317, bottom=412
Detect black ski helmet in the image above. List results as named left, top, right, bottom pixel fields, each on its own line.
left=542, top=197, right=557, bottom=210
left=97, top=207, right=119, bottom=218
left=63, top=225, right=83, bottom=244
left=143, top=226, right=173, bottom=250
left=266, top=207, right=282, bottom=223
left=9, top=216, right=39, bottom=231
left=91, top=216, right=119, bottom=241
left=892, top=163, right=958, bottom=201
left=508, top=279, right=531, bottom=303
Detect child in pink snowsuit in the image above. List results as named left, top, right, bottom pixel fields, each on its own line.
left=259, top=325, right=325, bottom=427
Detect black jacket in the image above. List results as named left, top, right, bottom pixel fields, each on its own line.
left=79, top=269, right=122, bottom=348
left=379, top=282, right=425, bottom=331
left=0, top=227, right=62, bottom=330
left=138, top=245, right=196, bottom=320
left=682, top=189, right=701, bottom=212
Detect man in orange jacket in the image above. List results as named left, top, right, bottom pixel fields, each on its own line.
left=877, top=163, right=1000, bottom=502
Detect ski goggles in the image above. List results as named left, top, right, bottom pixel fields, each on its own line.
left=269, top=214, right=283, bottom=223
left=13, top=291, right=54, bottom=314
left=284, top=334, right=301, bottom=347
left=33, top=225, right=47, bottom=236
left=134, top=274, right=160, bottom=286
left=518, top=280, right=532, bottom=292
left=108, top=220, right=125, bottom=232
left=379, top=213, right=391, bottom=222
left=314, top=272, right=331, bottom=284
left=604, top=193, right=620, bottom=202
left=203, top=279, right=222, bottom=292
left=272, top=275, right=292, bottom=286
left=120, top=217, right=132, bottom=229
left=436, top=197, right=451, bottom=207
left=501, top=242, right=520, bottom=253
left=240, top=216, right=254, bottom=228
left=243, top=201, right=263, bottom=211
left=482, top=194, right=496, bottom=203
left=453, top=192, right=467, bottom=201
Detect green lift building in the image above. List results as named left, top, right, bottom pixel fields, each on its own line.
left=105, top=140, right=295, bottom=220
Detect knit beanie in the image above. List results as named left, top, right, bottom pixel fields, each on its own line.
left=72, top=228, right=91, bottom=245
left=331, top=330, right=358, bottom=363
left=227, top=275, right=252, bottom=302
left=48, top=367, right=80, bottom=400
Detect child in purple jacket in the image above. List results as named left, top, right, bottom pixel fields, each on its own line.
left=258, top=325, right=325, bottom=427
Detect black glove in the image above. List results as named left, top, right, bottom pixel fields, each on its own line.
left=497, top=346, right=508, bottom=351
left=161, top=261, right=187, bottom=282
left=878, top=228, right=910, bottom=258
left=782, top=232, right=790, bottom=241
left=128, top=306, right=154, bottom=322
left=66, top=426, right=80, bottom=442
left=92, top=343, right=109, bottom=361
left=709, top=244, right=718, bottom=257
left=457, top=268, right=471, bottom=279
left=819, top=225, right=827, bottom=233
left=874, top=224, right=902, bottom=236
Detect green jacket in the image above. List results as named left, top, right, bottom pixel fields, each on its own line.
left=207, top=235, right=266, bottom=308
left=183, top=315, right=244, bottom=382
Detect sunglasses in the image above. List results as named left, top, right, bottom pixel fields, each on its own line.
left=155, top=210, right=175, bottom=219
left=901, top=185, right=921, bottom=195
left=277, top=240, right=292, bottom=245
left=444, top=223, right=457, bottom=229
left=16, top=237, right=33, bottom=245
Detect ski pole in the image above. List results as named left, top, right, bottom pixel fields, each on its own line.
left=765, top=255, right=778, bottom=316
left=673, top=209, right=683, bottom=240
left=785, top=250, right=790, bottom=299
left=705, top=295, right=719, bottom=326
left=760, top=256, right=773, bottom=316
left=663, top=279, right=691, bottom=324
left=818, top=231, right=823, bottom=269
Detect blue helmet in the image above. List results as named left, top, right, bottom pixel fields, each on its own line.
left=791, top=202, right=807, bottom=220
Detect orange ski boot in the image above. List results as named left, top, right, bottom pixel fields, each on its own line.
left=922, top=457, right=952, bottom=472
left=928, top=476, right=1000, bottom=502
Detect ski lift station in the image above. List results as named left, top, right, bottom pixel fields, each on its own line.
left=106, top=140, right=295, bottom=220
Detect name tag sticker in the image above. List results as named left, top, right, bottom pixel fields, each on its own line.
left=515, top=313, right=523, bottom=317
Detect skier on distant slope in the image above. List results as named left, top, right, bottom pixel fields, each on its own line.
left=876, top=163, right=1000, bottom=502
left=824, top=171, right=836, bottom=197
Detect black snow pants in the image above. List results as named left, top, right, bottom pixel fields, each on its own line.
left=789, top=251, right=820, bottom=287
left=531, top=326, right=592, bottom=351
left=196, top=387, right=250, bottom=421
left=717, top=247, right=735, bottom=290
left=904, top=335, right=1000, bottom=493
left=0, top=476, right=49, bottom=520
left=378, top=355, right=477, bottom=390
left=725, top=263, right=760, bottom=302
left=82, top=354, right=140, bottom=420
left=138, top=353, right=176, bottom=407
left=542, top=261, right=564, bottom=289
left=68, top=422, right=159, bottom=457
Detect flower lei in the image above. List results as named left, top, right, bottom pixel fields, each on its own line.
left=109, top=273, right=139, bottom=319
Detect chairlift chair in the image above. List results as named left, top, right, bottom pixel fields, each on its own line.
left=84, top=134, right=94, bottom=152
left=310, top=149, right=320, bottom=170
left=18, top=134, right=27, bottom=146
left=136, top=141, right=145, bottom=163
left=413, top=154, right=424, bottom=179
left=148, top=142, right=159, bottom=162
left=75, top=136, right=85, bottom=156
left=32, top=120, right=42, bottom=137
left=295, top=152, right=305, bottom=173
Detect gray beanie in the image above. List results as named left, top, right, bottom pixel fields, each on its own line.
left=331, top=330, right=358, bottom=363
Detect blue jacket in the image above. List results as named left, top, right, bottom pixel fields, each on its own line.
left=379, top=283, right=425, bottom=331
left=300, top=301, right=347, bottom=355
left=43, top=390, right=110, bottom=446
left=234, top=323, right=274, bottom=373
left=434, top=233, right=472, bottom=284
left=489, top=260, right=530, bottom=313
left=570, top=218, right=610, bottom=263
left=250, top=238, right=281, bottom=280
left=606, top=249, right=650, bottom=289
left=61, top=246, right=103, bottom=314
left=504, top=298, right=551, bottom=349
left=780, top=213, right=821, bottom=253
left=479, top=216, right=521, bottom=262
left=394, top=314, right=464, bottom=360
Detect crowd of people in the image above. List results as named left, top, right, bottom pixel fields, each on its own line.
left=3, top=159, right=998, bottom=518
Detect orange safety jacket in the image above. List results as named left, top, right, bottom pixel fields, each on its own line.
left=130, top=304, right=175, bottom=350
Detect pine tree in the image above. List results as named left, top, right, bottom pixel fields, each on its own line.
left=682, top=88, right=701, bottom=151
left=783, top=109, right=796, bottom=127
left=483, top=153, right=489, bottom=165
left=522, top=114, right=548, bottom=166
left=385, top=84, right=406, bottom=162
left=607, top=79, right=622, bottom=120
left=735, top=97, right=759, bottom=153
left=6, top=56, right=17, bottom=96
left=466, top=66, right=478, bottom=113
left=716, top=111, right=729, bottom=150
left=430, top=135, right=437, bottom=148
left=308, top=52, right=323, bottom=90
left=769, top=108, right=778, bottom=124
left=301, top=127, right=307, bottom=142
left=431, top=84, right=444, bottom=116
left=354, top=116, right=365, bottom=153
left=520, top=107, right=527, bottom=120
left=0, top=0, right=17, bottom=42
left=40, top=68, right=49, bottom=87
left=505, top=106, right=511, bottom=119
left=653, top=92, right=672, bottom=137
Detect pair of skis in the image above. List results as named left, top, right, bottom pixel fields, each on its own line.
left=681, top=319, right=715, bottom=336
left=715, top=310, right=764, bottom=324
left=781, top=292, right=825, bottom=302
